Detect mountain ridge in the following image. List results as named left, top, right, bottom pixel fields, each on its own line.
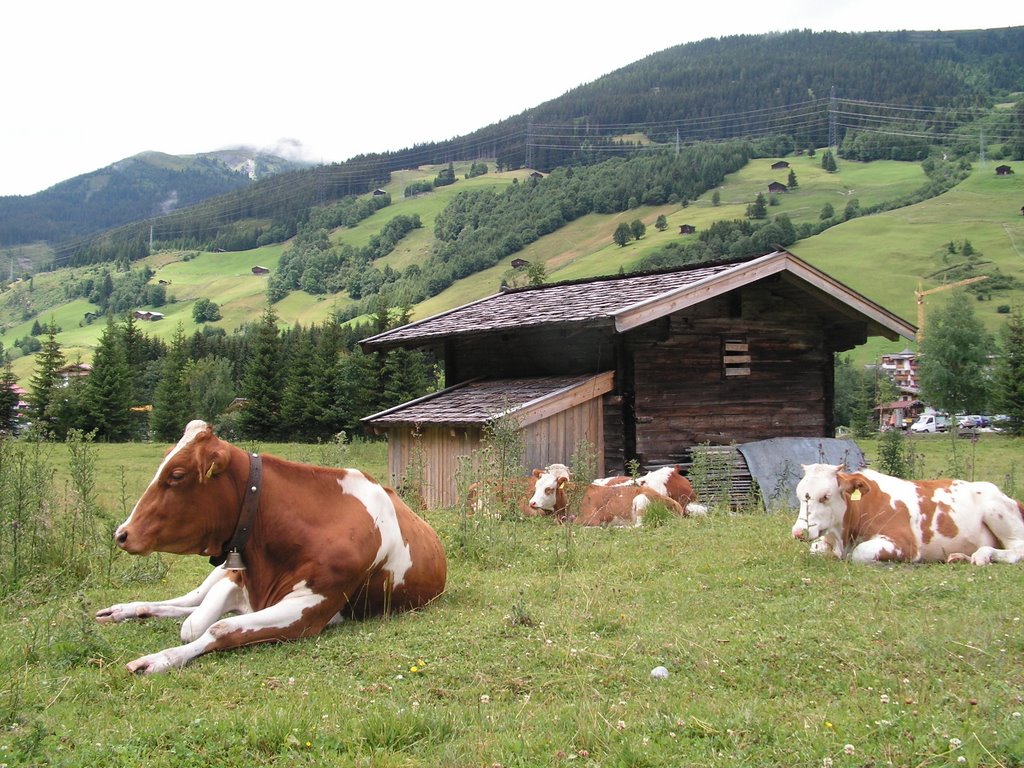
left=0, top=147, right=312, bottom=248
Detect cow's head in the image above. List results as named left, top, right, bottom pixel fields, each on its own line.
left=792, top=463, right=870, bottom=551
left=527, top=464, right=570, bottom=515
left=114, top=420, right=237, bottom=556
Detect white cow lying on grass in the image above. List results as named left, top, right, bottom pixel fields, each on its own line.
left=792, top=463, right=1024, bottom=564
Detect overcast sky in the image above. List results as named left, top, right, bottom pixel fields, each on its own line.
left=2, top=1, right=1019, bottom=196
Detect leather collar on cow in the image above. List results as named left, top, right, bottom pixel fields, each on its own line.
left=209, top=453, right=262, bottom=569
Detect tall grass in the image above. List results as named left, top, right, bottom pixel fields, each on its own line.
left=1, top=435, right=1022, bottom=766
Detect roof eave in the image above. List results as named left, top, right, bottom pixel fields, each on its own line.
left=613, top=249, right=916, bottom=342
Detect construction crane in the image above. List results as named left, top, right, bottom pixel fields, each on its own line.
left=915, top=275, right=988, bottom=345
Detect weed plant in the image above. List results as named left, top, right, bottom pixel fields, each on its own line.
left=689, top=442, right=737, bottom=511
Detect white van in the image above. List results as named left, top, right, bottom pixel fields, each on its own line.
left=910, top=413, right=948, bottom=433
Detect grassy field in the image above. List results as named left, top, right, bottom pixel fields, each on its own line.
left=1, top=433, right=1023, bottom=767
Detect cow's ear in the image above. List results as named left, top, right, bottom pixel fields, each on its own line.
left=201, top=445, right=231, bottom=482
left=838, top=473, right=869, bottom=499
left=557, top=477, right=570, bottom=490
left=533, top=468, right=544, bottom=478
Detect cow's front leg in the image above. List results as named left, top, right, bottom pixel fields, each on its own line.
left=849, top=536, right=904, bottom=563
left=807, top=532, right=842, bottom=558
left=125, top=581, right=336, bottom=675
left=96, top=566, right=232, bottom=624
left=180, top=570, right=250, bottom=642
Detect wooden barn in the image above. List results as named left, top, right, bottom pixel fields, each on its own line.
left=360, top=249, right=916, bottom=507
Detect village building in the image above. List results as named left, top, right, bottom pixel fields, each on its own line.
left=361, top=249, right=916, bottom=507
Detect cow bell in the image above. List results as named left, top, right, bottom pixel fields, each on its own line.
left=224, top=550, right=246, bottom=570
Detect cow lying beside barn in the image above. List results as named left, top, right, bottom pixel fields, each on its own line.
left=96, top=420, right=447, bottom=674
left=466, top=464, right=570, bottom=517
left=527, top=465, right=703, bottom=525
left=792, top=462, right=1024, bottom=564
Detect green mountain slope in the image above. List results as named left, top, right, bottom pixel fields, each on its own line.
left=4, top=156, right=1021, bottom=384
left=0, top=149, right=312, bottom=251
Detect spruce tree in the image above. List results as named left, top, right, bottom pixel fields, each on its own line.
left=0, top=344, right=20, bottom=432
left=309, top=319, right=347, bottom=438
left=119, top=313, right=149, bottom=405
left=27, top=321, right=65, bottom=435
left=280, top=329, right=319, bottom=440
left=151, top=323, right=192, bottom=441
left=239, top=305, right=285, bottom=439
left=81, top=316, right=133, bottom=440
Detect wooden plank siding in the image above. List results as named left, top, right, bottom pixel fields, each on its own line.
left=620, top=286, right=832, bottom=468
left=522, top=396, right=605, bottom=478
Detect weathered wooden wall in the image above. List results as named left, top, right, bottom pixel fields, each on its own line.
left=522, top=396, right=605, bottom=476
left=385, top=424, right=483, bottom=509
left=626, top=286, right=834, bottom=467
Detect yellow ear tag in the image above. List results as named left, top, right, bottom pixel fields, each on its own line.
left=850, top=489, right=862, bottom=501
left=206, top=464, right=215, bottom=479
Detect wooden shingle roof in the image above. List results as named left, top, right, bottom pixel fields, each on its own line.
left=361, top=250, right=916, bottom=351
left=364, top=372, right=614, bottom=427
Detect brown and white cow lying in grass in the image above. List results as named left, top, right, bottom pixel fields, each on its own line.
left=636, top=465, right=708, bottom=515
left=97, top=420, right=447, bottom=673
left=527, top=465, right=702, bottom=526
left=792, top=463, right=1024, bottom=564
left=466, top=464, right=571, bottom=518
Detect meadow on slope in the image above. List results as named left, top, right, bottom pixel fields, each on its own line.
left=2, top=155, right=1021, bottom=383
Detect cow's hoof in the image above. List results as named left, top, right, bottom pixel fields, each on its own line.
left=946, top=552, right=971, bottom=564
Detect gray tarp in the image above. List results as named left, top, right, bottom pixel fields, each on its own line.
left=736, top=437, right=866, bottom=512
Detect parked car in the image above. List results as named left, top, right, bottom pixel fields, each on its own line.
left=910, top=413, right=948, bottom=433
left=958, top=415, right=988, bottom=429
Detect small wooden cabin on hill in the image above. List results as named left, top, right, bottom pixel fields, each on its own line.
left=361, top=249, right=915, bottom=507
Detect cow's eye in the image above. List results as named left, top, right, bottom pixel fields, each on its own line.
left=819, top=494, right=830, bottom=503
left=168, top=468, right=187, bottom=483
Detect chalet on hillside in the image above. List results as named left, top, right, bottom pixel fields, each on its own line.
left=995, top=164, right=1014, bottom=176
left=133, top=310, right=164, bottom=321
left=771, top=161, right=790, bottom=169
left=768, top=181, right=788, bottom=194
left=361, top=249, right=915, bottom=507
left=251, top=265, right=270, bottom=275
left=679, top=224, right=696, bottom=235
left=511, top=258, right=530, bottom=269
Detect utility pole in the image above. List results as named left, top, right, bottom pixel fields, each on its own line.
left=526, top=120, right=533, bottom=169
left=828, top=85, right=838, bottom=151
